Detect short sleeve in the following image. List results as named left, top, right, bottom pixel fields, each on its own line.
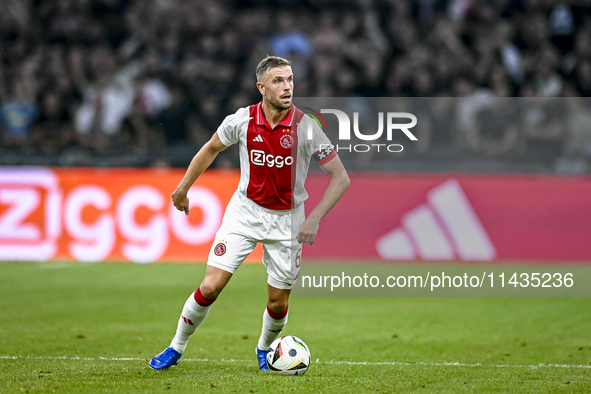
left=216, top=107, right=249, bottom=147
left=301, top=115, right=337, bottom=166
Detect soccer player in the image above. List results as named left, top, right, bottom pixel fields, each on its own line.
left=149, top=56, right=349, bottom=370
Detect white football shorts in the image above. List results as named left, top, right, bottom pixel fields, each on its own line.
left=207, top=192, right=305, bottom=290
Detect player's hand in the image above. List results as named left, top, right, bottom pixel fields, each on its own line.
left=297, top=218, right=319, bottom=245
left=172, top=189, right=190, bottom=215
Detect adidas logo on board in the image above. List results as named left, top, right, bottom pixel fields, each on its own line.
left=376, top=179, right=496, bottom=261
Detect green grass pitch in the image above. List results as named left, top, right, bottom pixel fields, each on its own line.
left=1, top=261, right=590, bottom=393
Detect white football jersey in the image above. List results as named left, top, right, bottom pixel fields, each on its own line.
left=216, top=102, right=336, bottom=210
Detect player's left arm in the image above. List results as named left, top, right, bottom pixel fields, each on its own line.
left=297, top=155, right=350, bottom=245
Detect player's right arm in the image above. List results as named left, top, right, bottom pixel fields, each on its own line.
left=172, top=132, right=228, bottom=215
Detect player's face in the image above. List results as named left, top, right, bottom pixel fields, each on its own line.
left=259, top=66, right=294, bottom=111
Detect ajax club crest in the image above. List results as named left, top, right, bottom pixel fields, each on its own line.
left=214, top=242, right=226, bottom=256
left=280, top=134, right=294, bottom=149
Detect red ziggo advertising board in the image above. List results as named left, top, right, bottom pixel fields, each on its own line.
left=1, top=167, right=590, bottom=263
left=0, top=167, right=261, bottom=263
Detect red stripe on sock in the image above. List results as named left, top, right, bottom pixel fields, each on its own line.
left=194, top=287, right=216, bottom=307
left=267, top=305, right=288, bottom=320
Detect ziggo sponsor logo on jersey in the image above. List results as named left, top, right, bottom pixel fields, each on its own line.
left=250, top=149, right=294, bottom=168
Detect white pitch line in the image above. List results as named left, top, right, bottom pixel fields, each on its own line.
left=1, top=355, right=590, bottom=370
left=37, top=263, right=90, bottom=269
left=320, top=360, right=591, bottom=369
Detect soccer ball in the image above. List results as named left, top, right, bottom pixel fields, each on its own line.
left=266, top=335, right=311, bottom=375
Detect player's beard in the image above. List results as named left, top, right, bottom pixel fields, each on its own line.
left=269, top=95, right=292, bottom=111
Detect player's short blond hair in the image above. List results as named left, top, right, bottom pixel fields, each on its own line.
left=256, top=56, right=291, bottom=82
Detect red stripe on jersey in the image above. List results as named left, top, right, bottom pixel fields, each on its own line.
left=246, top=104, right=304, bottom=210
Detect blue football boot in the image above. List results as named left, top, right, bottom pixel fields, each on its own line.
left=256, top=347, right=270, bottom=371
left=149, top=347, right=182, bottom=370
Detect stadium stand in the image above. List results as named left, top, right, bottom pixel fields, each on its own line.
left=0, top=0, right=590, bottom=172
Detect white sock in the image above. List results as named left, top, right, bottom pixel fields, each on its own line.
left=169, top=292, right=212, bottom=354
left=257, top=307, right=288, bottom=350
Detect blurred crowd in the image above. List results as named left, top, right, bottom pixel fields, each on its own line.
left=1, top=0, right=591, bottom=172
